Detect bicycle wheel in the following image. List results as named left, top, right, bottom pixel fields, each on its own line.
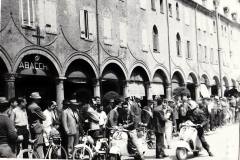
left=47, top=145, right=68, bottom=159
left=73, top=145, right=93, bottom=160
left=18, top=149, right=39, bottom=159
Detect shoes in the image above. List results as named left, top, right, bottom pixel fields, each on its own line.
left=208, top=151, right=214, bottom=157
left=156, top=154, right=169, bottom=159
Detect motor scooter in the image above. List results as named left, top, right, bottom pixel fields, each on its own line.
left=108, top=126, right=148, bottom=160
left=176, top=120, right=202, bottom=160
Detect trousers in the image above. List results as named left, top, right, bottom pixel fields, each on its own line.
left=155, top=132, right=165, bottom=156
left=197, top=127, right=210, bottom=152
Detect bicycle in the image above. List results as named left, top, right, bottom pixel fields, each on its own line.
left=45, top=136, right=68, bottom=159
left=17, top=139, right=39, bottom=159
left=73, top=129, right=108, bottom=160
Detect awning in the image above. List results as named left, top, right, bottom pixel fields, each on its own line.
left=128, top=82, right=145, bottom=97
left=187, top=75, right=194, bottom=84
left=102, top=72, right=118, bottom=80
left=172, top=82, right=180, bottom=91
left=151, top=83, right=165, bottom=96
left=67, top=71, right=87, bottom=83
left=200, top=84, right=210, bottom=98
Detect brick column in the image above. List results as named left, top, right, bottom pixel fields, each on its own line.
left=56, top=76, right=66, bottom=110
left=4, top=74, right=15, bottom=99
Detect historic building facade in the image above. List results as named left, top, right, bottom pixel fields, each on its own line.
left=0, top=0, right=240, bottom=109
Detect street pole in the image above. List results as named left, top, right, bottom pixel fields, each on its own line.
left=214, top=0, right=223, bottom=97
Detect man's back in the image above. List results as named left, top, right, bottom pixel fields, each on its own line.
left=153, top=105, right=166, bottom=133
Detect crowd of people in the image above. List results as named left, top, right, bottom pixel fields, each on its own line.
left=0, top=91, right=239, bottom=159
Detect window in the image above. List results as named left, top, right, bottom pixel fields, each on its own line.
left=176, top=3, right=180, bottom=20
left=168, top=3, right=172, bottom=17
left=204, top=46, right=207, bottom=62
left=221, top=25, right=224, bottom=36
left=45, top=0, right=57, bottom=34
left=20, top=0, right=35, bottom=27
left=80, top=9, right=95, bottom=40
left=151, top=0, right=156, bottom=11
left=210, top=48, right=214, bottom=64
left=160, top=0, right=164, bottom=13
left=186, top=41, right=191, bottom=59
left=153, top=25, right=159, bottom=52
left=184, top=8, right=190, bottom=25
left=140, top=0, right=146, bottom=10
left=120, top=22, right=127, bottom=47
left=198, top=44, right=202, bottom=62
left=176, top=33, right=181, bottom=56
left=213, top=21, right=216, bottom=33
left=142, top=29, right=148, bottom=51
left=103, top=17, right=112, bottom=44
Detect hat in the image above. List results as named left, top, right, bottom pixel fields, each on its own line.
left=214, top=96, right=219, bottom=100
left=69, top=99, right=79, bottom=105
left=30, top=92, right=41, bottom=99
left=0, top=97, right=8, bottom=104
left=62, top=100, right=70, bottom=106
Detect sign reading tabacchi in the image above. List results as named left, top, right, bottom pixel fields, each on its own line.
left=18, top=61, right=48, bottom=71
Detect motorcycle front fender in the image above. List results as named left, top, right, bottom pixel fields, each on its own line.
left=175, top=140, right=192, bottom=151
left=109, top=146, right=121, bottom=155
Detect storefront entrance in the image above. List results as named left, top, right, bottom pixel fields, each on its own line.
left=0, top=58, right=8, bottom=97
left=15, top=54, right=58, bottom=108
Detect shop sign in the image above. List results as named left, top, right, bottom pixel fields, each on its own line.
left=18, top=55, right=48, bottom=71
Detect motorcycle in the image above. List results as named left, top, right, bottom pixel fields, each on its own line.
left=176, top=120, right=202, bottom=160
left=108, top=126, right=148, bottom=160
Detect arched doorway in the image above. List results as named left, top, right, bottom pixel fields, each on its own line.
left=223, top=76, right=229, bottom=97
left=129, top=66, right=149, bottom=99
left=15, top=54, right=59, bottom=108
left=212, top=76, right=220, bottom=96
left=152, top=70, right=168, bottom=98
left=101, top=63, right=126, bottom=97
left=187, top=73, right=197, bottom=100
left=0, top=58, right=8, bottom=97
left=172, top=71, right=185, bottom=91
left=65, top=59, right=96, bottom=102
left=200, top=75, right=210, bottom=98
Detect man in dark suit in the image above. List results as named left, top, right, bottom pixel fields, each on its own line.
left=152, top=98, right=168, bottom=159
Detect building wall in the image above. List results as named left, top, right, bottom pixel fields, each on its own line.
left=0, top=0, right=240, bottom=106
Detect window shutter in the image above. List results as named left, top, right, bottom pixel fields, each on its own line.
left=104, top=17, right=112, bottom=44
left=88, top=12, right=95, bottom=40
left=140, top=0, right=146, bottom=10
left=142, top=29, right=147, bottom=51
left=80, top=9, right=86, bottom=38
left=45, top=0, right=57, bottom=33
left=21, top=0, right=29, bottom=25
left=120, top=22, right=127, bottom=47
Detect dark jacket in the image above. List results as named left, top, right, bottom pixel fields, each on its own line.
left=27, top=102, right=46, bottom=124
left=152, top=105, right=167, bottom=133
left=0, top=114, right=17, bottom=145
left=187, top=108, right=208, bottom=127
left=118, top=110, right=135, bottom=131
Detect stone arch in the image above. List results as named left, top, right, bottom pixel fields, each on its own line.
left=101, top=58, right=128, bottom=80
left=64, top=53, right=98, bottom=79
left=201, top=74, right=210, bottom=86
left=152, top=65, right=170, bottom=84
left=13, top=46, right=62, bottom=76
left=129, top=62, right=151, bottom=81
left=0, top=46, right=13, bottom=73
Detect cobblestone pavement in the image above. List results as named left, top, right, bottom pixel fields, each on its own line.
left=123, top=123, right=239, bottom=160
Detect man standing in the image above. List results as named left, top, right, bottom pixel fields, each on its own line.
left=0, top=97, right=18, bottom=158
left=27, top=92, right=46, bottom=158
left=62, top=99, right=80, bottom=158
left=7, top=98, right=18, bottom=118
left=11, top=97, right=29, bottom=155
left=152, top=98, right=168, bottom=159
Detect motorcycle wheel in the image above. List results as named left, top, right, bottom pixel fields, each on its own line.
left=176, top=148, right=188, bottom=160
left=109, top=154, right=119, bottom=160
left=193, top=151, right=199, bottom=157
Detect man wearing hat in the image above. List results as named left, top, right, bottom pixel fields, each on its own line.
left=186, top=100, right=213, bottom=157
left=0, top=97, right=18, bottom=158
left=27, top=92, right=46, bottom=158
left=62, top=99, right=80, bottom=158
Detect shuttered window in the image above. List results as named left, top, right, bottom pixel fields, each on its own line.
left=140, top=0, right=146, bottom=10
left=104, top=17, right=112, bottom=44
left=20, top=0, right=35, bottom=27
left=120, top=22, right=127, bottom=47
left=45, top=0, right=57, bottom=34
left=142, top=29, right=148, bottom=51
left=184, top=8, right=190, bottom=25
left=80, top=9, right=95, bottom=40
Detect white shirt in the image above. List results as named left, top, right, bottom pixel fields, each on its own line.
left=98, top=111, right=107, bottom=127
left=43, top=109, right=55, bottom=134
left=11, top=106, right=28, bottom=127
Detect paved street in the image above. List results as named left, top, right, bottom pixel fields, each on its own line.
left=143, top=123, right=239, bottom=160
